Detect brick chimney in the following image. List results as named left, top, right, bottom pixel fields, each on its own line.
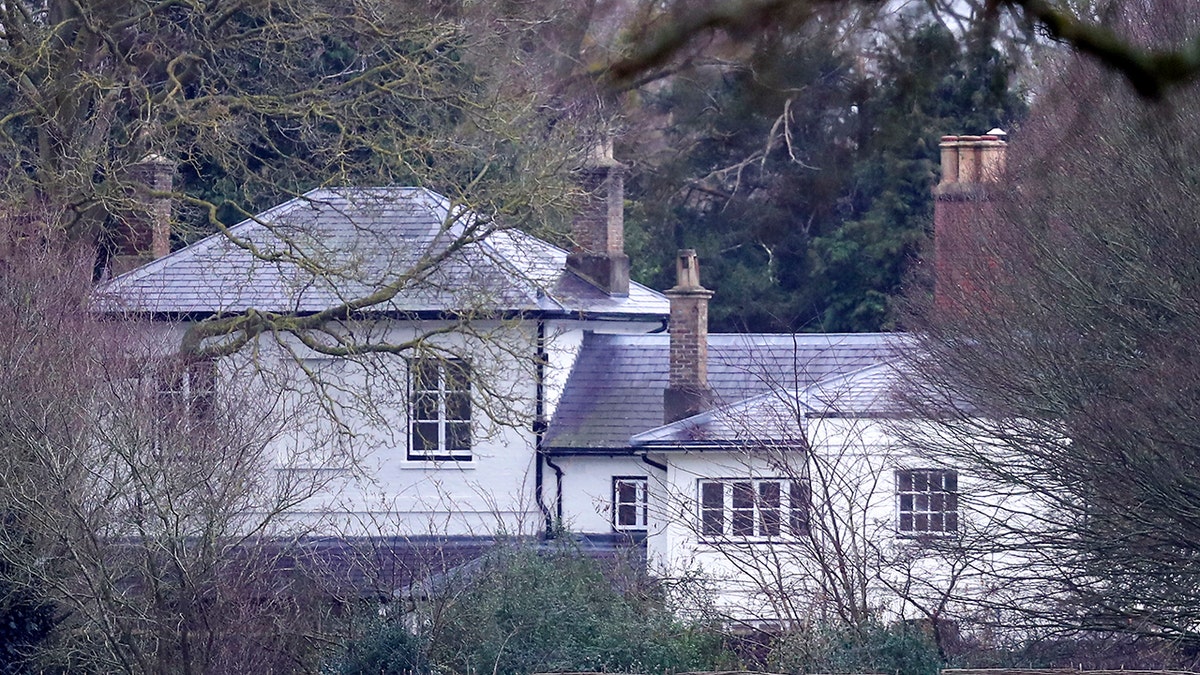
left=566, top=139, right=630, bottom=296
left=110, top=154, right=174, bottom=276
left=933, top=131, right=1007, bottom=309
left=664, top=249, right=714, bottom=424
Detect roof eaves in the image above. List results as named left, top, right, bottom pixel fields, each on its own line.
left=541, top=446, right=639, bottom=456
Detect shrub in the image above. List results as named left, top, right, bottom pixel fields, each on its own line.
left=329, top=620, right=428, bottom=675
left=767, top=621, right=942, bottom=675
left=329, top=542, right=733, bottom=675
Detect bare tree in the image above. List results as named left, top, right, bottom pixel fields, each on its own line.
left=0, top=207, right=362, bottom=672
left=901, top=0, right=1200, bottom=644
left=0, top=0, right=599, bottom=370
left=604, top=0, right=1200, bottom=99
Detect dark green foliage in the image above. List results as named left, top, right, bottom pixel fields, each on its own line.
left=0, top=575, right=56, bottom=674
left=330, top=545, right=732, bottom=675
left=427, top=546, right=730, bottom=675
left=332, top=620, right=428, bottom=675
left=168, top=10, right=482, bottom=240
left=627, top=11, right=1026, bottom=332
left=767, top=621, right=942, bottom=675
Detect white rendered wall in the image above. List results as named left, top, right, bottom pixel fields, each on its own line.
left=174, top=315, right=668, bottom=540
left=199, top=319, right=545, bottom=538
left=644, top=416, right=1037, bottom=623
left=550, top=454, right=661, bottom=534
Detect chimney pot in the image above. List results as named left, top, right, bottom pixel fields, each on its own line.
left=110, top=154, right=175, bottom=276
left=566, top=137, right=630, bottom=296
left=674, top=248, right=703, bottom=291
left=933, top=131, right=1008, bottom=310
left=664, top=248, right=715, bottom=424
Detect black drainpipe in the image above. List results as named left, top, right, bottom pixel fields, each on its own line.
left=544, top=454, right=564, bottom=533
left=534, top=320, right=553, bottom=535
left=640, top=454, right=667, bottom=473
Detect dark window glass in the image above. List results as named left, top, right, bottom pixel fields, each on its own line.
left=701, top=482, right=724, bottom=537
left=412, top=422, right=438, bottom=452
left=699, top=479, right=808, bottom=540
left=790, top=481, right=810, bottom=536
left=759, top=482, right=781, bottom=536
left=413, top=361, right=438, bottom=391
left=614, top=478, right=648, bottom=530
left=414, top=393, right=439, bottom=420
left=618, top=503, right=636, bottom=526
left=446, top=422, right=471, bottom=451
left=897, top=469, right=959, bottom=535
left=409, top=359, right=471, bottom=460
left=445, top=392, right=471, bottom=421
left=445, top=362, right=470, bottom=390
left=731, top=482, right=754, bottom=536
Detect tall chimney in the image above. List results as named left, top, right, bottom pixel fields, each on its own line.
left=664, top=249, right=714, bottom=424
left=933, top=131, right=1007, bottom=309
left=111, top=154, right=175, bottom=276
left=566, top=139, right=630, bottom=296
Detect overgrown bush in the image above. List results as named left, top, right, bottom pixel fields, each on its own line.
left=767, top=621, right=942, bottom=675
left=331, top=620, right=429, bottom=675
left=329, top=543, right=733, bottom=675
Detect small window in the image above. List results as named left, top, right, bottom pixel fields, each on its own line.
left=408, top=358, right=471, bottom=461
left=897, top=469, right=958, bottom=535
left=697, top=478, right=809, bottom=541
left=155, top=358, right=216, bottom=422
left=612, top=477, right=648, bottom=531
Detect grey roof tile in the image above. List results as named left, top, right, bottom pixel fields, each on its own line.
left=544, top=332, right=909, bottom=450
left=629, top=360, right=911, bottom=448
left=97, top=187, right=668, bottom=318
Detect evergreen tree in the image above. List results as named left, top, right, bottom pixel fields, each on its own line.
left=627, top=13, right=1026, bottom=332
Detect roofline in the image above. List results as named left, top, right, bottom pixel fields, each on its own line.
left=542, top=446, right=640, bottom=457
left=631, top=441, right=809, bottom=452
left=805, top=411, right=913, bottom=420
left=95, top=307, right=670, bottom=324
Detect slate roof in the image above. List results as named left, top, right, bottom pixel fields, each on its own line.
left=277, top=533, right=644, bottom=599
left=629, top=360, right=909, bottom=448
left=97, top=187, right=668, bottom=318
left=544, top=332, right=908, bottom=452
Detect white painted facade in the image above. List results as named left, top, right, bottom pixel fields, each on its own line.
left=100, top=183, right=1019, bottom=624
left=200, top=318, right=673, bottom=539
left=628, top=408, right=1036, bottom=623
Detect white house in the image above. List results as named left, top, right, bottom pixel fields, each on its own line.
left=96, top=135, right=1015, bottom=622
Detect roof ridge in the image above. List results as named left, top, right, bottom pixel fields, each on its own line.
left=630, top=388, right=816, bottom=446
left=471, top=227, right=559, bottom=309
left=99, top=186, right=670, bottom=318
left=101, top=188, right=324, bottom=290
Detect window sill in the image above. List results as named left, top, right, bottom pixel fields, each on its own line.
left=399, top=460, right=476, bottom=470
left=698, top=537, right=807, bottom=546
left=896, top=531, right=959, bottom=539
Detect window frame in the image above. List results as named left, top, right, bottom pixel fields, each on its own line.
left=153, top=358, right=216, bottom=424
left=612, top=476, right=649, bottom=532
left=696, top=477, right=810, bottom=542
left=895, top=468, right=959, bottom=536
left=407, top=358, right=472, bottom=462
